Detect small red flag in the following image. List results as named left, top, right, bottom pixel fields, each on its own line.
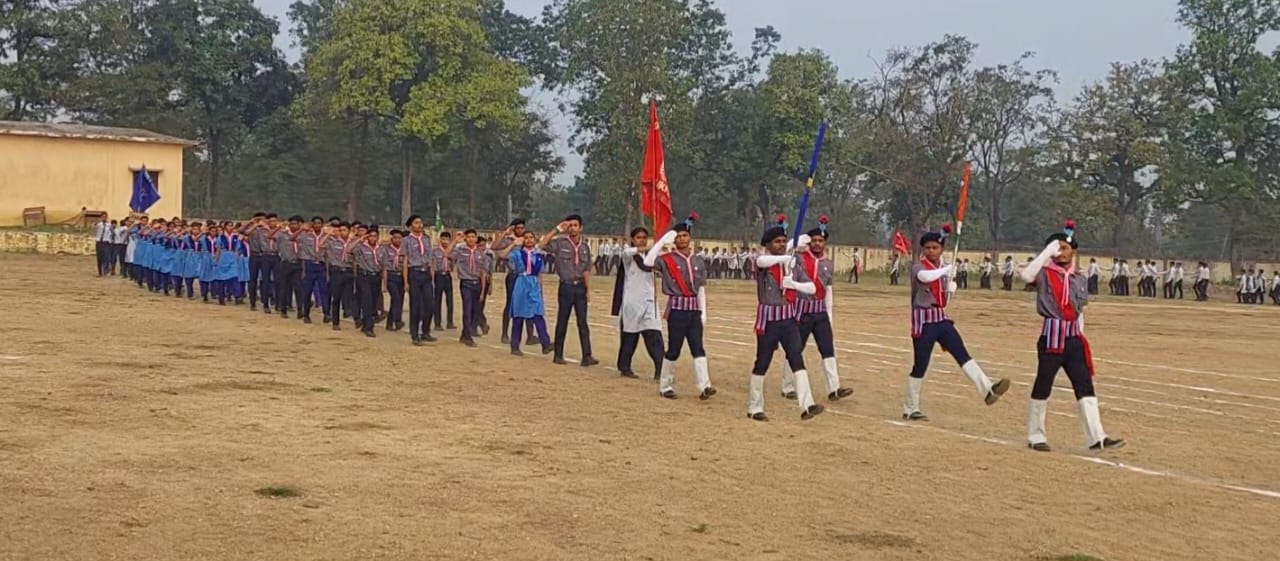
left=957, top=161, right=971, bottom=226
left=892, top=230, right=910, bottom=256
left=640, top=100, right=673, bottom=234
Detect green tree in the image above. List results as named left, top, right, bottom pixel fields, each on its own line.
left=0, top=0, right=75, bottom=120
left=1057, top=60, right=1170, bottom=251
left=1165, top=0, right=1280, bottom=266
left=305, top=0, right=528, bottom=223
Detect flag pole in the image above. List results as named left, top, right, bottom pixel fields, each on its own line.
left=792, top=121, right=828, bottom=248
left=648, top=97, right=661, bottom=317
left=950, top=161, right=972, bottom=294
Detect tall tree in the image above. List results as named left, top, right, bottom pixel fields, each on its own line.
left=305, top=0, right=528, bottom=222
left=862, top=35, right=975, bottom=235
left=1164, top=0, right=1280, bottom=266
left=1058, top=60, right=1170, bottom=251
left=541, top=0, right=740, bottom=231
left=968, top=53, right=1056, bottom=253
left=0, top=0, right=75, bottom=120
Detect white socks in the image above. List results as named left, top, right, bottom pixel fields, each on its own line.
left=661, top=357, right=712, bottom=395
left=780, top=363, right=796, bottom=395
left=747, top=375, right=765, bottom=415
left=1027, top=399, right=1049, bottom=445
left=793, top=369, right=817, bottom=411
left=822, top=357, right=840, bottom=394
left=1077, top=397, right=1107, bottom=447
left=658, top=359, right=675, bottom=395
left=903, top=376, right=923, bottom=416
left=693, top=357, right=711, bottom=391
left=960, top=360, right=994, bottom=397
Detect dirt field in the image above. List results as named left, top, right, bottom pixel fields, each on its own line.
left=2, top=253, right=1277, bottom=561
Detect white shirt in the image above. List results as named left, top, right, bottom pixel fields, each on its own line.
left=1087, top=262, right=1100, bottom=277
left=980, top=261, right=993, bottom=273
left=1120, top=263, right=1131, bottom=277
left=94, top=221, right=113, bottom=242
left=1197, top=266, right=1210, bottom=282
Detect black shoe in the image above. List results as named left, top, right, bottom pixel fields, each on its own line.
left=511, top=348, right=524, bottom=357
left=660, top=389, right=677, bottom=399
left=619, top=370, right=638, bottom=379
left=422, top=334, right=437, bottom=343
left=1089, top=438, right=1126, bottom=450
left=303, top=317, right=313, bottom=325
left=985, top=378, right=1011, bottom=405
left=747, top=412, right=768, bottom=422
left=323, top=315, right=332, bottom=324
left=461, top=338, right=477, bottom=347
left=542, top=345, right=554, bottom=355
left=363, top=329, right=376, bottom=338
left=446, top=324, right=456, bottom=330
left=801, top=404, right=825, bottom=420
left=434, top=324, right=443, bottom=331
left=580, top=356, right=599, bottom=367
left=280, top=312, right=289, bottom=319
left=552, top=357, right=567, bottom=365
left=332, top=325, right=341, bottom=331
left=264, top=307, right=273, bottom=315
left=393, top=322, right=404, bottom=332
left=829, top=388, right=854, bottom=401
left=1029, top=442, right=1051, bottom=452
left=782, top=391, right=797, bottom=400
left=902, top=411, right=928, bottom=421
left=501, top=335, right=510, bottom=344
left=699, top=387, right=717, bottom=401
left=250, top=304, right=257, bottom=311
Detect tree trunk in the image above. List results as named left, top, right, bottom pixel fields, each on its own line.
left=206, top=130, right=221, bottom=216
left=400, top=140, right=413, bottom=225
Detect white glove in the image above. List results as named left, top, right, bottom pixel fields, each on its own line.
left=782, top=276, right=797, bottom=290
left=948, top=281, right=958, bottom=293
left=1046, top=240, right=1062, bottom=258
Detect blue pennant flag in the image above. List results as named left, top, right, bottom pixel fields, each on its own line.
left=130, top=166, right=161, bottom=213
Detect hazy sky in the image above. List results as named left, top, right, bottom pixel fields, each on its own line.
left=257, top=0, right=1190, bottom=183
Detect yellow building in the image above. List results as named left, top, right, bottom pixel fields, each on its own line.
left=0, top=121, right=194, bottom=226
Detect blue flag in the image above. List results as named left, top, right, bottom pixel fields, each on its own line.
left=130, top=166, right=161, bottom=213
left=792, top=121, right=828, bottom=246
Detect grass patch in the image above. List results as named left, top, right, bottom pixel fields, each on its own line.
left=255, top=485, right=303, bottom=499
left=689, top=523, right=709, bottom=534
left=1039, top=554, right=1104, bottom=561
left=308, top=386, right=333, bottom=393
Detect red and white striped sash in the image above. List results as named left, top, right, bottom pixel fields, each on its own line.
left=794, top=297, right=826, bottom=315
left=1041, top=317, right=1081, bottom=354
left=910, top=307, right=948, bottom=338
left=755, top=303, right=796, bottom=334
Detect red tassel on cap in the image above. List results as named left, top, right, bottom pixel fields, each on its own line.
left=688, top=211, right=699, bottom=222
left=774, top=213, right=786, bottom=224
left=941, top=223, right=952, bottom=234
left=818, top=215, right=830, bottom=224
left=1065, top=219, right=1076, bottom=229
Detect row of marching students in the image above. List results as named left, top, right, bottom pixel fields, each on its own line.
left=127, top=218, right=249, bottom=304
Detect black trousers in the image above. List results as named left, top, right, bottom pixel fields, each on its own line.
left=95, top=241, right=110, bottom=275
left=259, top=255, right=280, bottom=308
left=386, top=273, right=405, bottom=325
left=356, top=273, right=379, bottom=332
left=112, top=244, right=125, bottom=274
left=1087, top=275, right=1098, bottom=295
left=753, top=319, right=804, bottom=375
left=1175, top=280, right=1184, bottom=299
left=1002, top=273, right=1013, bottom=290
left=248, top=255, right=264, bottom=305
left=276, top=260, right=304, bottom=314
left=617, top=330, right=663, bottom=376
left=889, top=271, right=900, bottom=285
left=1194, top=279, right=1209, bottom=300
left=980, top=273, right=992, bottom=289
left=460, top=279, right=481, bottom=341
left=328, top=269, right=354, bottom=327
left=1031, top=336, right=1095, bottom=400
left=554, top=282, right=593, bottom=359
left=910, top=320, right=972, bottom=378
left=407, top=269, right=433, bottom=338
left=798, top=312, right=835, bottom=358
left=433, top=272, right=454, bottom=328
left=665, top=310, right=706, bottom=361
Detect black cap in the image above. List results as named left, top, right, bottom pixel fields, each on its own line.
left=761, top=214, right=787, bottom=246
left=1044, top=232, right=1079, bottom=249
left=509, top=218, right=526, bottom=227
left=405, top=214, right=422, bottom=228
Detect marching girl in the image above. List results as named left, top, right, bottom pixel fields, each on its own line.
left=198, top=224, right=217, bottom=302
left=233, top=224, right=251, bottom=305
left=133, top=220, right=151, bottom=289
left=158, top=223, right=177, bottom=296
left=171, top=223, right=189, bottom=298
left=497, top=230, right=554, bottom=356
left=212, top=224, right=238, bottom=305
left=902, top=225, right=1011, bottom=421
left=180, top=223, right=203, bottom=299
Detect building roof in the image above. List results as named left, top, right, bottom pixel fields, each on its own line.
left=0, top=120, right=197, bottom=146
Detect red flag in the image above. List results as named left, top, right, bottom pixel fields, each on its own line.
left=640, top=100, right=673, bottom=234
left=892, top=230, right=910, bottom=256
left=957, top=161, right=971, bottom=226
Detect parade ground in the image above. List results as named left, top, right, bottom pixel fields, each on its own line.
left=2, top=253, right=1277, bottom=561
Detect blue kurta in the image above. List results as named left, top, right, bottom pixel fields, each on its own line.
left=198, top=237, right=216, bottom=283
left=136, top=233, right=153, bottom=269
left=508, top=248, right=546, bottom=318
left=234, top=236, right=250, bottom=281
left=213, top=235, right=238, bottom=281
